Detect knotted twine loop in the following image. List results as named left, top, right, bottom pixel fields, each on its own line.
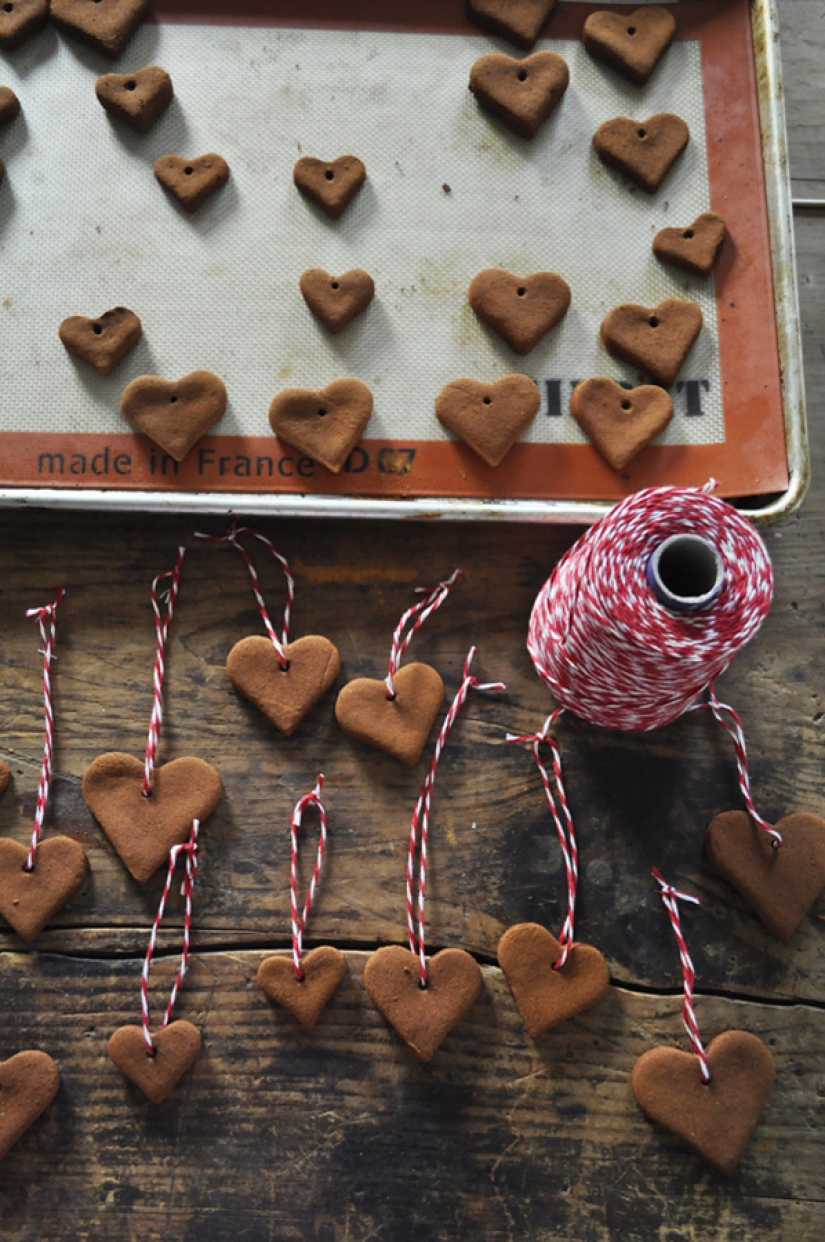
left=407, top=646, right=505, bottom=987
left=141, top=819, right=199, bottom=1055
left=143, top=548, right=185, bottom=798
left=385, top=568, right=463, bottom=700
left=507, top=707, right=579, bottom=968
left=24, top=588, right=65, bottom=871
left=651, top=867, right=710, bottom=1083
left=195, top=522, right=294, bottom=669
left=289, top=775, right=328, bottom=982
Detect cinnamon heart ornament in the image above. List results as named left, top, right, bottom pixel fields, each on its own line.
left=364, top=945, right=482, bottom=1062
left=0, top=1050, right=60, bottom=1161
left=632, top=1031, right=774, bottom=1176
left=293, top=155, right=366, bottom=219
left=435, top=374, right=541, bottom=467
left=59, top=306, right=142, bottom=376
left=154, top=154, right=230, bottom=213
left=299, top=268, right=375, bottom=335
left=469, top=269, right=571, bottom=355
left=705, top=811, right=825, bottom=941
left=121, top=370, right=227, bottom=462
left=583, top=6, right=676, bottom=86
left=108, top=1020, right=201, bottom=1104
left=257, top=946, right=347, bottom=1030
left=570, top=376, right=673, bottom=471
left=467, top=0, right=557, bottom=50
left=653, top=212, right=728, bottom=278
left=335, top=663, right=444, bottom=767
left=82, top=753, right=222, bottom=883
left=0, top=837, right=88, bottom=941
left=226, top=635, right=341, bottom=736
left=469, top=52, right=569, bottom=140
left=594, top=113, right=689, bottom=194
left=497, top=923, right=609, bottom=1038
left=0, top=87, right=20, bottom=126
left=0, top=0, right=48, bottom=51
left=95, top=65, right=174, bottom=132
left=0, top=761, right=11, bottom=795
left=601, top=298, right=702, bottom=388
left=269, top=378, right=373, bottom=474
left=50, top=0, right=149, bottom=59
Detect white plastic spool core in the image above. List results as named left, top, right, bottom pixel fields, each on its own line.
left=646, top=534, right=725, bottom=612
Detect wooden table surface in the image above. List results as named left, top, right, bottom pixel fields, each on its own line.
left=1, top=4, right=824, bottom=1239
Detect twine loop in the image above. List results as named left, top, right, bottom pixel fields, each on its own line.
left=196, top=522, right=293, bottom=668
left=143, top=548, right=185, bottom=797
left=289, top=775, right=328, bottom=981
left=24, top=587, right=65, bottom=871
left=651, top=867, right=710, bottom=1083
left=141, top=819, right=199, bottom=1055
left=385, top=568, right=462, bottom=699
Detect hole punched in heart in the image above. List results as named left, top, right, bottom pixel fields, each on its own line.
left=517, top=286, right=526, bottom=296
left=3, top=3, right=14, bottom=12
left=330, top=281, right=339, bottom=290
left=317, top=407, right=327, bottom=418
left=125, top=81, right=137, bottom=92
left=637, top=128, right=647, bottom=139
left=621, top=399, right=631, bottom=410
left=184, top=166, right=194, bottom=176
left=92, top=324, right=103, bottom=335
left=627, top=25, right=636, bottom=35
left=683, top=229, right=695, bottom=239
left=648, top=315, right=659, bottom=328
left=518, top=69, right=528, bottom=81
left=325, top=169, right=334, bottom=180
left=483, top=396, right=492, bottom=405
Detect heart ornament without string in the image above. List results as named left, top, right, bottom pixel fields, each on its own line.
left=593, top=113, right=689, bottom=193
left=121, top=370, right=227, bottom=462
left=59, top=306, right=142, bottom=376
left=293, top=155, right=366, bottom=218
left=435, top=374, right=541, bottom=467
left=653, top=212, right=728, bottom=278
left=50, top=0, right=149, bottom=58
left=582, top=6, right=676, bottom=86
left=153, top=154, right=229, bottom=213
left=468, top=269, right=571, bottom=355
left=299, top=268, right=375, bottom=334
left=601, top=298, right=702, bottom=388
left=469, top=51, right=569, bottom=140
left=0, top=0, right=48, bottom=51
left=467, top=0, right=557, bottom=50
left=269, top=379, right=373, bottom=474
left=95, top=65, right=174, bottom=132
left=0, top=1051, right=60, bottom=1161
left=570, top=376, right=673, bottom=471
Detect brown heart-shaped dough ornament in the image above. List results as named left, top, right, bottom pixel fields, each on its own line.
left=0, top=0, right=48, bottom=51
left=601, top=298, right=702, bottom=388
left=705, top=811, right=825, bottom=941
left=469, top=52, right=569, bottom=140
left=497, top=923, right=609, bottom=1038
left=121, top=370, right=227, bottom=462
left=257, top=946, right=347, bottom=1029
left=335, top=663, right=444, bottom=767
left=59, top=306, right=142, bottom=376
left=467, top=0, right=557, bottom=49
left=299, top=269, right=375, bottom=335
left=108, top=1020, right=201, bottom=1104
left=154, top=154, right=230, bottom=213
left=570, top=376, right=673, bottom=470
left=364, top=945, right=483, bottom=1061
left=0, top=836, right=88, bottom=941
left=632, top=1030, right=775, bottom=1176
left=653, top=211, right=728, bottom=278
left=435, top=374, right=541, bottom=467
left=0, top=86, right=20, bottom=125
left=269, top=378, right=373, bottom=474
left=469, top=269, right=571, bottom=355
left=293, top=155, right=367, bottom=219
left=95, top=65, right=174, bottom=133
left=0, top=760, right=11, bottom=794
left=594, top=113, right=689, bottom=193
left=51, top=0, right=149, bottom=59
left=226, top=635, right=341, bottom=736
left=0, top=1050, right=60, bottom=1161
left=583, top=6, right=677, bottom=86
left=82, top=753, right=222, bottom=883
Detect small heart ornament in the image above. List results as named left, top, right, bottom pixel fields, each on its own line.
left=299, top=269, right=375, bottom=335
left=0, top=1050, right=60, bottom=1160
left=467, top=0, right=557, bottom=49
left=82, top=752, right=222, bottom=883
left=632, top=1030, right=774, bottom=1176
left=95, top=65, right=174, bottom=132
left=653, top=212, right=728, bottom=278
left=59, top=306, right=142, bottom=376
left=257, top=946, right=347, bottom=1029
left=0, top=87, right=20, bottom=126
left=364, top=945, right=483, bottom=1061
left=469, top=269, right=571, bottom=355
left=705, top=811, right=825, bottom=941
left=154, top=154, right=230, bottom=213
left=570, top=376, right=673, bottom=470
left=0, top=0, right=48, bottom=51
left=121, top=370, right=227, bottom=462
left=226, top=635, right=341, bottom=736
left=0, top=836, right=88, bottom=941
left=583, top=6, right=676, bottom=86
left=469, top=51, right=569, bottom=140
left=601, top=298, right=702, bottom=388
left=435, top=374, right=541, bottom=467
left=50, top=0, right=149, bottom=58
left=108, top=1020, right=201, bottom=1104
left=269, top=378, right=373, bottom=474
left=293, top=155, right=367, bottom=219
left=335, top=663, right=444, bottom=767
left=594, top=113, right=689, bottom=193
left=497, top=923, right=609, bottom=1038
left=0, top=760, right=11, bottom=794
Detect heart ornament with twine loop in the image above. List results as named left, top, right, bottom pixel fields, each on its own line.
left=364, top=648, right=505, bottom=1060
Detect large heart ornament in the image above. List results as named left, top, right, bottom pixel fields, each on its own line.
left=0, top=0, right=48, bottom=51
left=705, top=811, right=825, bottom=941
left=435, top=374, right=540, bottom=467
left=153, top=154, right=230, bottom=213
left=335, top=663, right=444, bottom=767
left=632, top=1030, right=775, bottom=1176
left=293, top=155, right=367, bottom=219
left=570, top=376, right=673, bottom=471
left=226, top=635, right=341, bottom=735
left=257, top=946, right=347, bottom=1029
left=50, top=0, right=149, bottom=59
left=364, top=945, right=483, bottom=1062
left=59, top=306, right=142, bottom=376
left=593, top=112, right=689, bottom=193
left=601, top=298, right=702, bottom=388
left=120, top=370, right=227, bottom=462
left=653, top=211, right=728, bottom=278
left=467, top=0, right=557, bottom=49
left=95, top=65, right=174, bottom=133
left=108, top=1020, right=201, bottom=1104
left=469, top=269, right=571, bottom=355
left=497, top=923, right=609, bottom=1037
left=0, top=1050, right=60, bottom=1160
left=469, top=51, right=569, bottom=140
left=0, top=836, right=88, bottom=941
left=299, top=268, right=375, bottom=335
left=583, top=6, right=677, bottom=85
left=269, top=378, right=373, bottom=474
left=82, top=753, right=222, bottom=883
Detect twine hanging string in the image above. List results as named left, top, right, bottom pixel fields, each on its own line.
left=407, top=647, right=505, bottom=987
left=385, top=569, right=463, bottom=699
left=506, top=708, right=579, bottom=968
left=140, top=819, right=199, bottom=1055
left=195, top=522, right=294, bottom=669
left=289, top=775, right=328, bottom=981
left=651, top=867, right=710, bottom=1083
left=143, top=548, right=185, bottom=798
left=24, top=588, right=65, bottom=872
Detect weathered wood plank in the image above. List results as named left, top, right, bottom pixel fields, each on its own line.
left=777, top=0, right=825, bottom=197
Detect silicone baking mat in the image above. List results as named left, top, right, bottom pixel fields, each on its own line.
left=0, top=1, right=790, bottom=508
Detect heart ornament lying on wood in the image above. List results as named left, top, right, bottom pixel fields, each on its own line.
left=108, top=1020, right=201, bottom=1104
left=59, top=306, right=142, bottom=376
left=269, top=379, right=373, bottom=474
left=653, top=211, right=728, bottom=278
left=435, top=374, right=540, bottom=467
left=335, top=663, right=444, bottom=767
left=497, top=923, right=609, bottom=1038
left=364, top=945, right=483, bottom=1061
left=593, top=112, right=689, bottom=193
left=0, top=836, right=88, bottom=941
left=583, top=5, right=676, bottom=85
left=299, top=268, right=375, bottom=334
left=469, top=52, right=569, bottom=140
left=121, top=370, right=227, bottom=462
left=0, top=1050, right=60, bottom=1160
left=226, top=635, right=341, bottom=736
left=467, top=0, right=557, bottom=49
left=570, top=376, right=673, bottom=471
left=258, top=946, right=347, bottom=1029
left=95, top=65, right=174, bottom=132
left=469, top=269, right=571, bottom=355
left=601, top=298, right=702, bottom=388
left=293, top=155, right=367, bottom=218
left=154, top=154, right=230, bottom=213
left=51, top=0, right=149, bottom=58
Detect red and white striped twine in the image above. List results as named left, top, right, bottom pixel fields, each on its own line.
left=143, top=548, right=185, bottom=797
left=289, top=775, right=328, bottom=981
left=196, top=522, right=294, bottom=668
left=651, top=867, right=710, bottom=1083
left=407, top=646, right=505, bottom=986
left=24, top=588, right=65, bottom=871
left=140, top=818, right=199, bottom=1055
left=385, top=569, right=462, bottom=699
left=507, top=708, right=578, bottom=968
